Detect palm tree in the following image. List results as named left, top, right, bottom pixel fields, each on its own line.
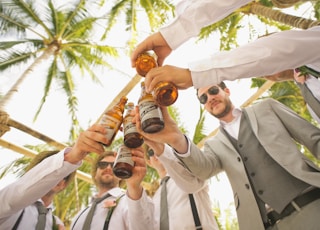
left=0, top=0, right=119, bottom=139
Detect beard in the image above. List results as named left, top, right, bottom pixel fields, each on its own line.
left=210, top=97, right=232, bottom=119
left=96, top=174, right=118, bottom=189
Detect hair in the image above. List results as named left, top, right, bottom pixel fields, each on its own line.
left=25, top=150, right=76, bottom=187
left=196, top=81, right=227, bottom=98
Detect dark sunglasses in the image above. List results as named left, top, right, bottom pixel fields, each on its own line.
left=97, top=161, right=114, bottom=169
left=198, top=86, right=220, bottom=104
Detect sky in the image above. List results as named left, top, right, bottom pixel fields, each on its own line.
left=0, top=0, right=314, bottom=224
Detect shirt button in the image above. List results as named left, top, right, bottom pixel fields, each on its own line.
left=237, top=157, right=241, bottom=162
left=239, top=144, right=243, bottom=148
left=250, top=172, right=255, bottom=177
left=245, top=184, right=250, bottom=189
left=258, top=190, right=264, bottom=195
left=243, top=156, right=248, bottom=161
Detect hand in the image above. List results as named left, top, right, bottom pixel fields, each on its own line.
left=131, top=32, right=172, bottom=67
left=293, top=69, right=306, bottom=84
left=148, top=155, right=166, bottom=178
left=65, top=124, right=107, bottom=164
left=144, top=65, right=193, bottom=93
left=126, top=147, right=147, bottom=200
left=264, top=69, right=294, bottom=82
left=134, top=105, right=188, bottom=155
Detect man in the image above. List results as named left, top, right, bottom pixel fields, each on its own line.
left=136, top=82, right=320, bottom=230
left=70, top=147, right=152, bottom=230
left=130, top=0, right=320, bottom=92
left=0, top=123, right=109, bottom=229
left=145, top=149, right=219, bottom=230
left=265, top=68, right=320, bottom=123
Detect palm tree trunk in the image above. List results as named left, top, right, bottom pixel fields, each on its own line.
left=0, top=44, right=58, bottom=137
left=271, top=0, right=309, bottom=8
left=244, top=2, right=320, bottom=29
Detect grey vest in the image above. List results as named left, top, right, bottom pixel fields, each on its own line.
left=221, top=111, right=310, bottom=215
left=296, top=83, right=320, bottom=119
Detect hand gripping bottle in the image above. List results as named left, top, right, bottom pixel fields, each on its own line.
left=138, top=81, right=164, bottom=133
left=135, top=52, right=178, bottom=106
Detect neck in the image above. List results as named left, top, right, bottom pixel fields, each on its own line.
left=41, top=194, right=54, bottom=207
left=97, top=186, right=116, bottom=197
left=219, top=105, right=235, bottom=123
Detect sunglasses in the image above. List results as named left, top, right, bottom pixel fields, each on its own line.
left=198, top=86, right=220, bottom=104
left=97, top=161, right=114, bottom=169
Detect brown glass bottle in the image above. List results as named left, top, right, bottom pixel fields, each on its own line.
left=138, top=81, right=164, bottom=133
left=135, top=52, right=178, bottom=106
left=123, top=102, right=144, bottom=148
left=113, top=145, right=134, bottom=179
left=97, top=96, right=128, bottom=147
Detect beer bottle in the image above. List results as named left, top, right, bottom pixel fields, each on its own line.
left=123, top=102, right=144, bottom=148
left=138, top=81, right=164, bottom=133
left=135, top=52, right=178, bottom=106
left=97, top=96, right=128, bottom=147
left=113, top=145, right=134, bottom=179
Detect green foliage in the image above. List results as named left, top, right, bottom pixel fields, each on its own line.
left=0, top=0, right=119, bottom=140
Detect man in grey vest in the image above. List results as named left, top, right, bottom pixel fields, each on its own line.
left=137, top=81, right=320, bottom=230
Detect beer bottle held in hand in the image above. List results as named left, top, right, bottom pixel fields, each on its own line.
left=98, top=96, right=128, bottom=147
left=113, top=145, right=134, bottom=179
left=135, top=52, right=178, bottom=106
left=123, top=102, right=144, bottom=148
left=138, top=81, right=164, bottom=133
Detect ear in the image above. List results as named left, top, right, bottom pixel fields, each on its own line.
left=224, top=87, right=231, bottom=96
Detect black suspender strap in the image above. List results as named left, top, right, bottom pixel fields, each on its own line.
left=12, top=209, right=25, bottom=230
left=103, top=194, right=125, bottom=230
left=188, top=194, right=202, bottom=230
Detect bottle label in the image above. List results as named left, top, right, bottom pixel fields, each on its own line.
left=115, top=146, right=134, bottom=166
left=139, top=101, right=163, bottom=122
left=99, top=114, right=121, bottom=140
left=123, top=117, right=137, bottom=135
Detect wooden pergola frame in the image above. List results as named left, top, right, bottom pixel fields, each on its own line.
left=0, top=75, right=274, bottom=184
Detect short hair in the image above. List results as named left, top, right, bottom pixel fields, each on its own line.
left=26, top=150, right=76, bottom=187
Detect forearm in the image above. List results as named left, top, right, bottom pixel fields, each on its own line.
left=190, top=26, right=320, bottom=88
left=127, top=190, right=155, bottom=230
left=160, top=0, right=251, bottom=49
left=0, top=149, right=79, bottom=218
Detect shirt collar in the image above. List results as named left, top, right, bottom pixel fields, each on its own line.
left=219, top=107, right=242, bottom=127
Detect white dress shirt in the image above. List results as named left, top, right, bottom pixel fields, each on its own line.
left=160, top=0, right=251, bottom=49
left=152, top=175, right=218, bottom=230
left=159, top=0, right=320, bottom=89
left=0, top=149, right=79, bottom=229
left=153, top=145, right=218, bottom=229
left=71, top=187, right=153, bottom=230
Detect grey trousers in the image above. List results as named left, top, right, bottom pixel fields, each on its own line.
left=268, top=199, right=320, bottom=230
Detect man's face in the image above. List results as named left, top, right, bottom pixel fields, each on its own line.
left=95, top=155, right=120, bottom=189
left=197, top=84, right=232, bottom=119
